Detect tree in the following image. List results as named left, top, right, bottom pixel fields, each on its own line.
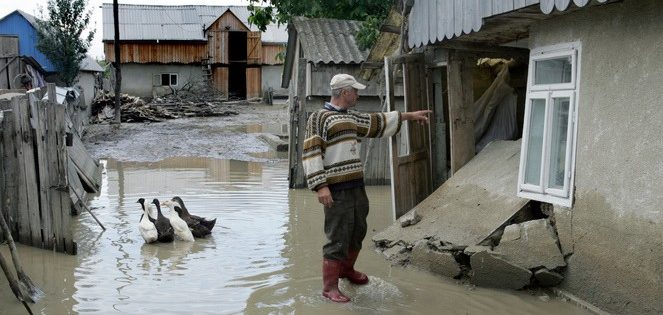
left=247, top=0, right=391, bottom=50
left=36, top=0, right=95, bottom=87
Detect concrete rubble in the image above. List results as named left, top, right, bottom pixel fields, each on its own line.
left=372, top=140, right=571, bottom=291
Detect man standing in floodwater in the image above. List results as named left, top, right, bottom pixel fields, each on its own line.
left=302, top=73, right=432, bottom=302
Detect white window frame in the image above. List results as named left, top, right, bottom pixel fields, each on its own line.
left=517, top=42, right=581, bottom=207
left=158, top=73, right=179, bottom=87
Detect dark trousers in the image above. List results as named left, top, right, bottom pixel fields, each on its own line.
left=322, top=186, right=369, bottom=261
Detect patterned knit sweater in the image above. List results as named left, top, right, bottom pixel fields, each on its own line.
left=302, top=107, right=402, bottom=191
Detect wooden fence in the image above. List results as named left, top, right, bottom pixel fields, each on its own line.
left=0, top=84, right=101, bottom=255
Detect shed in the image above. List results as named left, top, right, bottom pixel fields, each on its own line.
left=102, top=4, right=288, bottom=99
left=282, top=17, right=405, bottom=188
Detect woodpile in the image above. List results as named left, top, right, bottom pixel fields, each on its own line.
left=90, top=92, right=239, bottom=123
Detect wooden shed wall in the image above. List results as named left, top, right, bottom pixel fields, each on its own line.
left=262, top=44, right=285, bottom=65
left=247, top=32, right=262, bottom=65
left=212, top=67, right=229, bottom=96
left=207, top=31, right=228, bottom=64
left=208, top=11, right=250, bottom=32
left=246, top=67, right=261, bottom=98
left=104, top=42, right=206, bottom=64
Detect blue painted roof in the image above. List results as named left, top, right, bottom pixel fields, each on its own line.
left=0, top=10, right=56, bottom=72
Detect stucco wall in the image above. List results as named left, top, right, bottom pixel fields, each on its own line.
left=119, top=64, right=203, bottom=98
left=262, top=65, right=288, bottom=97
left=77, top=72, right=97, bottom=109
left=529, top=0, right=663, bottom=313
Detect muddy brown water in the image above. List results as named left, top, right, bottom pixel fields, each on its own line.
left=1, top=157, right=591, bottom=314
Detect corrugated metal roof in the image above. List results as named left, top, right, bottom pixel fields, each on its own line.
left=80, top=55, right=103, bottom=72
left=408, top=0, right=611, bottom=48
left=101, top=4, right=287, bottom=43
left=291, top=17, right=368, bottom=64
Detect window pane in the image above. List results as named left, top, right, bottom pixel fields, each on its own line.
left=534, top=57, right=572, bottom=85
left=161, top=74, right=169, bottom=86
left=524, top=99, right=546, bottom=185
left=548, top=97, right=570, bottom=189
left=170, top=74, right=178, bottom=86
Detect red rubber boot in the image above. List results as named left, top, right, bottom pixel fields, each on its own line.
left=322, top=259, right=351, bottom=303
left=341, top=249, right=369, bottom=285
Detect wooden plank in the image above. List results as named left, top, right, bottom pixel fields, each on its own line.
left=435, top=41, right=530, bottom=57
left=11, top=96, right=41, bottom=246
left=47, top=98, right=75, bottom=254
left=29, top=93, right=54, bottom=249
left=68, top=133, right=101, bottom=193
left=447, top=51, right=476, bottom=175
left=0, top=111, right=4, bottom=243
left=247, top=31, right=262, bottom=65
left=0, top=58, right=7, bottom=89
left=246, top=67, right=262, bottom=99
left=68, top=158, right=85, bottom=216
left=1, top=107, right=18, bottom=240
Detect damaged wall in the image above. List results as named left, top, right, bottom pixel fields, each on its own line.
left=529, top=0, right=663, bottom=313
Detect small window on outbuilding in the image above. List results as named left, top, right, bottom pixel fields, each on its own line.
left=159, top=73, right=179, bottom=86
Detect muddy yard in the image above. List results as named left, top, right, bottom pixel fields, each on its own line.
left=82, top=102, right=290, bottom=162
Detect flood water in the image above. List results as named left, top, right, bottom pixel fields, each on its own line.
left=1, top=156, right=591, bottom=314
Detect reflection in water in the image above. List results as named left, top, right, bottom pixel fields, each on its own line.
left=1, top=157, right=590, bottom=315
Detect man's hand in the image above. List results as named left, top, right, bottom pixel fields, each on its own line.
left=317, top=186, right=334, bottom=208
left=403, top=110, right=433, bottom=125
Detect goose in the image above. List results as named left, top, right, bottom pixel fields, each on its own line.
left=162, top=200, right=211, bottom=238
left=151, top=199, right=174, bottom=243
left=160, top=200, right=194, bottom=242
left=137, top=198, right=158, bottom=243
left=171, top=196, right=217, bottom=230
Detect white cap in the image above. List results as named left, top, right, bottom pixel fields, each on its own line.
left=330, top=74, right=366, bottom=90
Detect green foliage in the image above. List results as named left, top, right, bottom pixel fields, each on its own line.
left=35, top=0, right=95, bottom=87
left=247, top=0, right=390, bottom=50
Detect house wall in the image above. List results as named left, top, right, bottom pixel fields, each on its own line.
left=119, top=63, right=203, bottom=98
left=529, top=1, right=663, bottom=313
left=262, top=65, right=287, bottom=97
left=77, top=72, right=97, bottom=109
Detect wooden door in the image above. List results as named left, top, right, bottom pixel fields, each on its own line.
left=246, top=31, right=262, bottom=98
left=385, top=53, right=433, bottom=219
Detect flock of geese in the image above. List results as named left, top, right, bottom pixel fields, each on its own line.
left=137, top=197, right=217, bottom=243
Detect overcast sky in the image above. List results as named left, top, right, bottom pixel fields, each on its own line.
left=0, top=0, right=254, bottom=59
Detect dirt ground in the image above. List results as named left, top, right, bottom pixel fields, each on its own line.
left=82, top=103, right=290, bottom=162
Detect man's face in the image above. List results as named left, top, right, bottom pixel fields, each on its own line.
left=343, top=88, right=359, bottom=107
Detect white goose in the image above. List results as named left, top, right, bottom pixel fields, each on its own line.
left=161, top=200, right=194, bottom=242
left=137, top=198, right=158, bottom=243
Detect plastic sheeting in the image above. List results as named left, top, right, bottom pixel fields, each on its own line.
left=473, top=62, right=518, bottom=152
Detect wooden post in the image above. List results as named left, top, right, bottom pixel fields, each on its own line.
left=0, top=201, right=43, bottom=303
left=446, top=50, right=475, bottom=175
left=113, top=0, right=122, bottom=125
left=292, top=58, right=308, bottom=188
